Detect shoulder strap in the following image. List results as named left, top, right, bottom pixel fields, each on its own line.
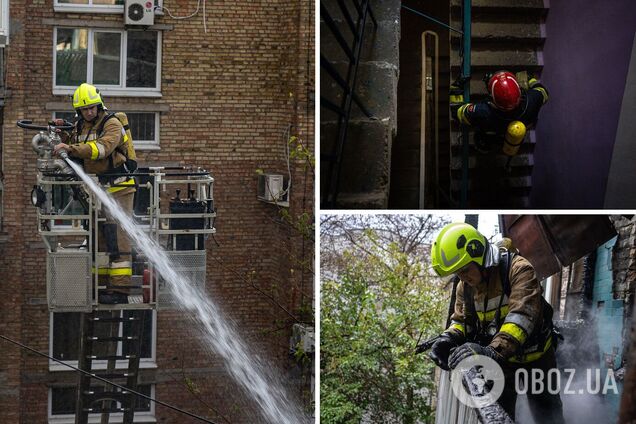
left=76, top=117, right=84, bottom=136
left=96, top=112, right=118, bottom=138
left=463, top=283, right=478, bottom=341
left=499, top=250, right=515, bottom=297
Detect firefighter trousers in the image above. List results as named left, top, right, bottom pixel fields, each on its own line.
left=499, top=346, right=565, bottom=424
left=97, top=188, right=135, bottom=294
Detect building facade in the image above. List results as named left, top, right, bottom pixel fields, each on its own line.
left=0, top=0, right=314, bottom=422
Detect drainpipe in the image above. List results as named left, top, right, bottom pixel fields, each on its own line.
left=460, top=0, right=471, bottom=207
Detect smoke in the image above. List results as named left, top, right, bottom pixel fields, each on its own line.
left=515, top=315, right=620, bottom=424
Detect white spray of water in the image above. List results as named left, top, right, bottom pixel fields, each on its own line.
left=66, top=160, right=308, bottom=424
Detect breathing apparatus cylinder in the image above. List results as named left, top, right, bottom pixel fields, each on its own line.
left=503, top=120, right=526, bottom=157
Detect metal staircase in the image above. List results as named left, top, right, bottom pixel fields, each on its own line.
left=320, top=0, right=379, bottom=208
left=449, top=0, right=549, bottom=207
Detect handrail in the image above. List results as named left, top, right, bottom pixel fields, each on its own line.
left=420, top=31, right=439, bottom=209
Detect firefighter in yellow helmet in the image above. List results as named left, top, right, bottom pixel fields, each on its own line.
left=54, top=83, right=139, bottom=304
left=422, top=222, right=564, bottom=423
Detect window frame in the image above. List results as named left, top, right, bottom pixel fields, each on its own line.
left=124, top=111, right=161, bottom=151
left=53, top=0, right=163, bottom=15
left=52, top=111, right=161, bottom=151
left=48, top=311, right=158, bottom=371
left=52, top=27, right=162, bottom=97
left=0, top=0, right=10, bottom=45
left=48, top=385, right=156, bottom=423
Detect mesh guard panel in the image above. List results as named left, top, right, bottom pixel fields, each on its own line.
left=47, top=251, right=92, bottom=312
left=158, top=250, right=207, bottom=307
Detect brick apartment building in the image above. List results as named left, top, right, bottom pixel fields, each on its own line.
left=0, top=0, right=314, bottom=422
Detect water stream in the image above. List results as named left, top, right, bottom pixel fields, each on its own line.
left=65, top=160, right=308, bottom=424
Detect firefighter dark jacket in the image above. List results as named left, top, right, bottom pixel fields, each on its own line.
left=445, top=249, right=553, bottom=363
left=67, top=110, right=128, bottom=176
left=454, top=78, right=549, bottom=133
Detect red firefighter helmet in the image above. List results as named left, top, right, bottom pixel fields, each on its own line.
left=488, top=71, right=521, bottom=111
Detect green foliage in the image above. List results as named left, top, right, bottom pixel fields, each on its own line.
left=184, top=376, right=200, bottom=395
left=289, top=134, right=315, bottom=169
left=321, top=232, right=447, bottom=424
left=281, top=208, right=315, bottom=241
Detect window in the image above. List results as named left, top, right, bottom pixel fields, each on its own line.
left=54, top=28, right=161, bottom=96
left=54, top=111, right=77, bottom=122
left=54, top=0, right=162, bottom=15
left=127, top=112, right=160, bottom=150
left=50, top=310, right=156, bottom=370
left=0, top=0, right=10, bottom=45
left=49, top=385, right=155, bottom=423
left=53, top=111, right=160, bottom=150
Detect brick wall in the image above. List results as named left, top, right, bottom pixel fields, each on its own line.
left=0, top=0, right=314, bottom=422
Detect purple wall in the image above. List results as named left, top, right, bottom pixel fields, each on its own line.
left=531, top=0, right=636, bottom=208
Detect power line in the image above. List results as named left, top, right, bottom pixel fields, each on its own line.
left=0, top=334, right=218, bottom=424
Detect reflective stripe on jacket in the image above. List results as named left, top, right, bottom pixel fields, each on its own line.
left=68, top=110, right=128, bottom=176
left=444, top=255, right=551, bottom=363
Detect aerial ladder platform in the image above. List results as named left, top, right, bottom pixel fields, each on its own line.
left=18, top=119, right=216, bottom=423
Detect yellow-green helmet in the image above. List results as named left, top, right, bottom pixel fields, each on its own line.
left=72, top=83, right=103, bottom=110
left=431, top=223, right=487, bottom=277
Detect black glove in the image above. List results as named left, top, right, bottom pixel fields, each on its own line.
left=427, top=333, right=461, bottom=371
left=450, top=84, right=463, bottom=96
left=482, top=72, right=494, bottom=90
left=450, top=76, right=469, bottom=105
left=448, top=342, right=503, bottom=370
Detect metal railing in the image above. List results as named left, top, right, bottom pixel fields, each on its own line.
left=33, top=167, right=216, bottom=312
left=320, top=0, right=377, bottom=208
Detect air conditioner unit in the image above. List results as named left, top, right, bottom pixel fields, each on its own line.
left=125, top=0, right=155, bottom=26
left=257, top=174, right=286, bottom=202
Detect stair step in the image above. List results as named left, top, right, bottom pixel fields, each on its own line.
left=86, top=355, right=136, bottom=360
left=84, top=390, right=130, bottom=396
left=91, top=317, right=138, bottom=323
left=87, top=336, right=137, bottom=342
left=451, top=49, right=541, bottom=68
left=451, top=0, right=546, bottom=11
left=330, top=190, right=388, bottom=209
left=83, top=407, right=131, bottom=413
left=451, top=20, right=544, bottom=39
left=451, top=175, right=533, bottom=189
left=449, top=154, right=534, bottom=170
left=89, top=372, right=134, bottom=379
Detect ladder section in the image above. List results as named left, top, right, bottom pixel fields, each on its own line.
left=75, top=310, right=145, bottom=424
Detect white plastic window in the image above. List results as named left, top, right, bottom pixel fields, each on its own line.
left=53, top=28, right=161, bottom=97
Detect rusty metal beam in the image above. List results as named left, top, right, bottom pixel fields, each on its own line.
left=501, top=215, right=617, bottom=281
